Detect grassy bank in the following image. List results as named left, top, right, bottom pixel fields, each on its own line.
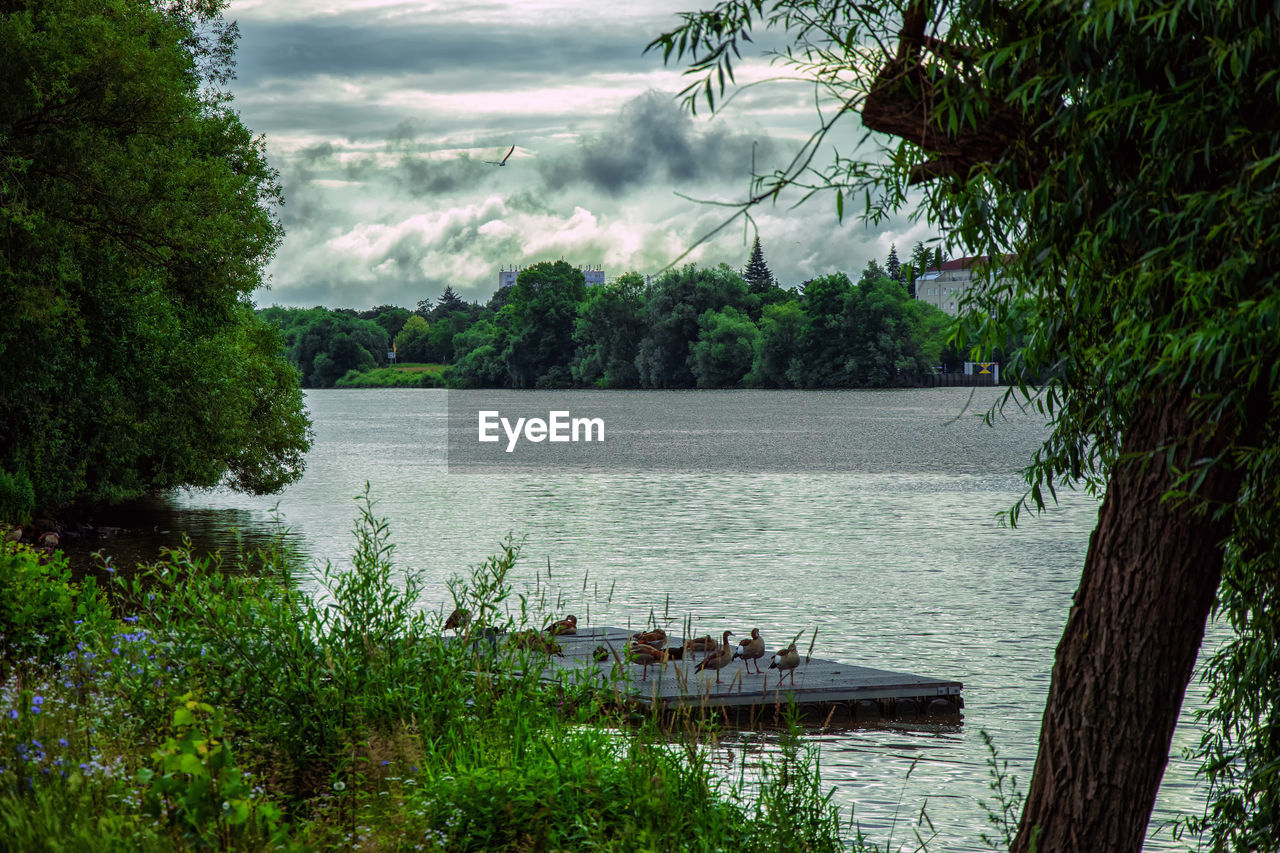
left=0, top=496, right=846, bottom=850
left=336, top=363, right=450, bottom=389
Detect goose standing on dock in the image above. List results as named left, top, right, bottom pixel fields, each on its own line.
left=733, top=628, right=765, bottom=674
left=768, top=642, right=800, bottom=687
left=694, top=630, right=734, bottom=684
left=627, top=642, right=668, bottom=681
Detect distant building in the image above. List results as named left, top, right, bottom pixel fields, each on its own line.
left=498, top=265, right=521, bottom=289
left=498, top=263, right=606, bottom=288
left=914, top=256, right=1007, bottom=315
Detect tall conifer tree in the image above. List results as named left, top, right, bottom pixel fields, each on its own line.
left=743, top=235, right=775, bottom=293
left=885, top=243, right=902, bottom=282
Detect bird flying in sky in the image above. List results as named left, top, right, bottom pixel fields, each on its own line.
left=485, top=145, right=515, bottom=166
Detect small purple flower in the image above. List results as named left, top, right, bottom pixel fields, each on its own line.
left=123, top=616, right=138, bottom=623
left=381, top=760, right=390, bottom=767
left=58, top=739, right=68, bottom=747
left=7, top=710, right=17, bottom=720
left=31, top=696, right=43, bottom=705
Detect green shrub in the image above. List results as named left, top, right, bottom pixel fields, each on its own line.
left=0, top=470, right=34, bottom=526
left=0, top=544, right=112, bottom=666
left=138, top=693, right=285, bottom=849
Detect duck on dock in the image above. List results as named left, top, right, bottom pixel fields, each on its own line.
left=768, top=642, right=800, bottom=687
left=444, top=607, right=471, bottom=633
left=684, top=634, right=717, bottom=654
left=627, top=642, right=668, bottom=681
left=511, top=629, right=563, bottom=656
left=694, top=630, right=735, bottom=684
left=547, top=614, right=578, bottom=636
left=631, top=627, right=666, bottom=648
left=733, top=628, right=765, bottom=674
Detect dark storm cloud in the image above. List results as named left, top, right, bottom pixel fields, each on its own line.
left=395, top=156, right=486, bottom=198
left=539, top=91, right=777, bottom=196
left=234, top=17, right=653, bottom=83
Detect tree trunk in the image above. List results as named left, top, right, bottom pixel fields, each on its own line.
left=1011, top=392, right=1244, bottom=852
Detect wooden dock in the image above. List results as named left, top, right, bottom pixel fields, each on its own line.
left=535, top=627, right=964, bottom=723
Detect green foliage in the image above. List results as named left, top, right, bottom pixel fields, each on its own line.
left=0, top=472, right=34, bottom=527
left=978, top=730, right=1026, bottom=851
left=257, top=305, right=391, bottom=388
left=636, top=263, right=751, bottom=388
left=750, top=300, right=804, bottom=387
left=743, top=235, right=776, bottom=293
left=690, top=306, right=759, bottom=387
left=267, top=254, right=952, bottom=391
left=430, top=285, right=470, bottom=318
left=0, top=0, right=309, bottom=514
left=358, top=305, right=412, bottom=340
left=393, top=314, right=433, bottom=362
left=138, top=693, right=283, bottom=848
left=334, top=364, right=446, bottom=389
left=885, top=244, right=901, bottom=283
left=1185, top=478, right=1280, bottom=853
left=0, top=544, right=112, bottom=666
left=571, top=272, right=646, bottom=388
left=502, top=261, right=588, bottom=388
left=449, top=319, right=510, bottom=388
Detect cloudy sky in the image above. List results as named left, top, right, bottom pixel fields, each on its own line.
left=226, top=0, right=936, bottom=309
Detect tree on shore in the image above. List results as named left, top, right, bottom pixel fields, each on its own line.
left=884, top=244, right=901, bottom=284
left=432, top=285, right=468, bottom=317
left=743, top=235, right=775, bottom=293
left=652, top=2, right=1280, bottom=851
left=0, top=0, right=310, bottom=518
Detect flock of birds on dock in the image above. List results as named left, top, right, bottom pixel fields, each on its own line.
left=445, top=608, right=802, bottom=687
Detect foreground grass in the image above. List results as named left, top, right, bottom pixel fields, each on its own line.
left=0, top=495, right=845, bottom=851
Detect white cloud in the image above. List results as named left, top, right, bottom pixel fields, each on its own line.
left=230, top=0, right=936, bottom=309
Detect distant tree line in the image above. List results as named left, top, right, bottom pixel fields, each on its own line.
left=259, top=241, right=970, bottom=390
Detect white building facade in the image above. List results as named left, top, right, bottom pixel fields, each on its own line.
left=914, top=256, right=1007, bottom=315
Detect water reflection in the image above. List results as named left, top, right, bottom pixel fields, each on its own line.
left=61, top=494, right=301, bottom=578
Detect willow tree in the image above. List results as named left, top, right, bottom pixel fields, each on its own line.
left=652, top=2, right=1280, bottom=851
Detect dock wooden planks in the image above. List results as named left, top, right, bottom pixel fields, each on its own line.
left=536, top=626, right=963, bottom=720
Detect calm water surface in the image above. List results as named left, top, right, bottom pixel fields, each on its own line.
left=81, top=388, right=1215, bottom=851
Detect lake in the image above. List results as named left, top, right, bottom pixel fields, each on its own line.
left=77, top=387, right=1215, bottom=851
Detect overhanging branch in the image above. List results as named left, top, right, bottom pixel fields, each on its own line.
left=861, top=2, right=1044, bottom=187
